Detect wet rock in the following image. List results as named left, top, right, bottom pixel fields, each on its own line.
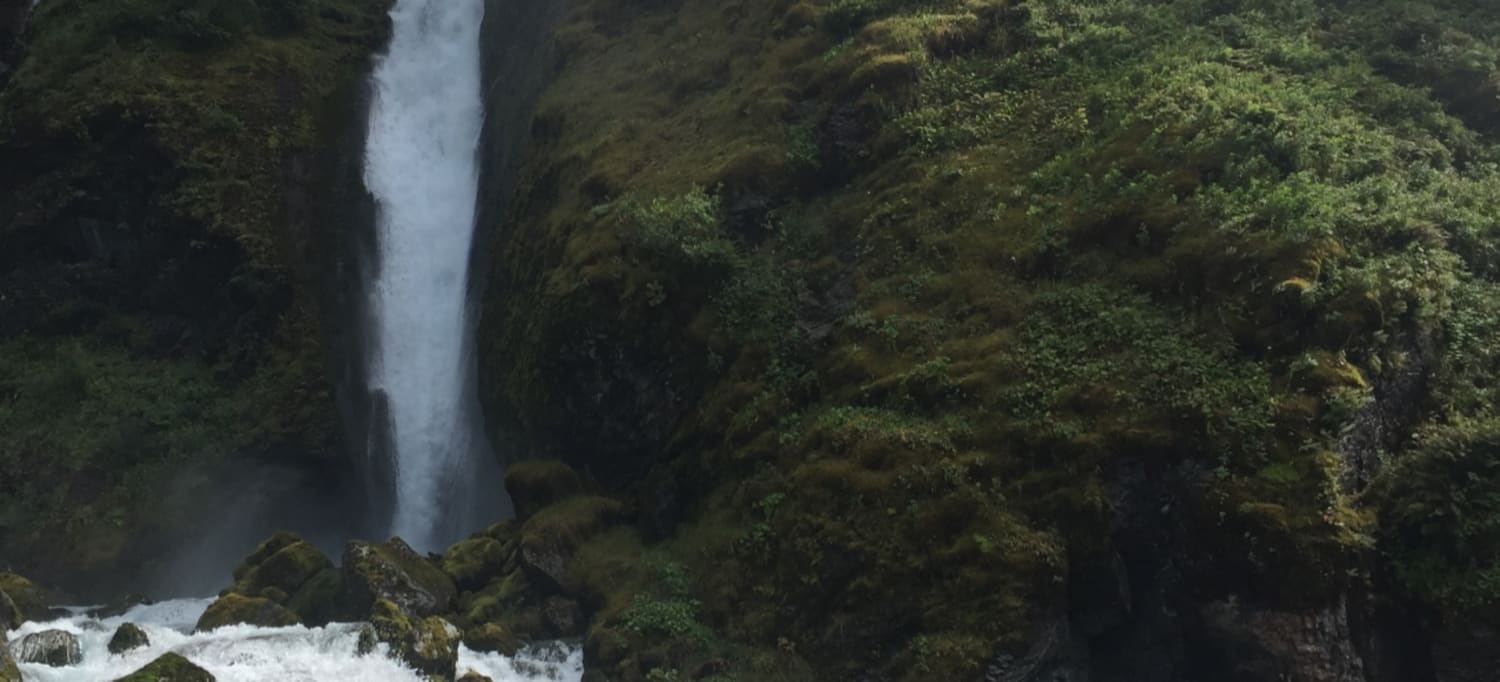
left=344, top=538, right=457, bottom=619
left=107, top=622, right=150, bottom=654
left=370, top=599, right=460, bottom=680
left=442, top=537, right=513, bottom=592
left=283, top=567, right=345, bottom=626
left=17, top=629, right=82, bottom=667
left=0, top=574, right=48, bottom=623
left=88, top=594, right=153, bottom=620
left=115, top=652, right=215, bottom=681
left=504, top=461, right=584, bottom=521
left=518, top=496, right=624, bottom=591
left=195, top=594, right=298, bottom=632
left=457, top=672, right=494, bottom=682
left=463, top=622, right=522, bottom=656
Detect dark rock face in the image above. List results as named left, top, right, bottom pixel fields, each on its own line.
left=115, top=652, right=216, bottom=682
left=342, top=537, right=457, bottom=618
left=1193, top=598, right=1365, bottom=682
left=107, top=622, right=150, bottom=654
left=16, top=629, right=82, bottom=667
left=1431, top=618, right=1500, bottom=682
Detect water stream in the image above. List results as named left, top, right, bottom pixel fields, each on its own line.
left=363, top=0, right=499, bottom=551
left=7, top=600, right=582, bottom=682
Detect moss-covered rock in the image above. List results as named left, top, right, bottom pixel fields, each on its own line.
left=115, top=652, right=215, bottom=682
left=343, top=538, right=457, bottom=618
left=518, top=496, right=624, bottom=591
left=369, top=599, right=460, bottom=680
left=456, top=672, right=493, bottom=682
left=0, top=589, right=18, bottom=631
left=107, top=622, right=150, bottom=654
left=0, top=573, right=46, bottom=623
left=232, top=534, right=333, bottom=600
left=441, top=537, right=513, bottom=592
left=456, top=568, right=532, bottom=628
left=505, top=461, right=584, bottom=521
left=0, top=639, right=19, bottom=682
left=194, top=594, right=298, bottom=632
left=462, top=622, right=522, bottom=656
left=283, top=567, right=345, bottom=626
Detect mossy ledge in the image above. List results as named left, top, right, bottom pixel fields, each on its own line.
left=0, top=0, right=393, bottom=594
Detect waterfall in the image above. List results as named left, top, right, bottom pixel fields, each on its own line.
left=363, top=0, right=499, bottom=552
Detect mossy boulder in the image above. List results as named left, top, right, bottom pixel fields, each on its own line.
left=231, top=534, right=334, bottom=601
left=0, top=573, right=47, bottom=623
left=194, top=594, right=298, bottom=632
left=519, top=496, right=625, bottom=591
left=344, top=538, right=457, bottom=618
left=441, top=537, right=513, bottom=592
left=0, top=640, right=19, bottom=682
left=456, top=569, right=532, bottom=627
left=0, top=589, right=18, bottom=630
left=369, top=599, right=460, bottom=680
left=456, top=672, right=493, bottom=682
left=108, top=622, right=150, bottom=654
left=462, top=622, right=522, bottom=656
left=505, top=461, right=585, bottom=521
left=115, top=652, right=215, bottom=682
left=283, top=567, right=345, bottom=626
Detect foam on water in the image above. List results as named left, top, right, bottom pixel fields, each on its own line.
left=6, top=599, right=582, bottom=682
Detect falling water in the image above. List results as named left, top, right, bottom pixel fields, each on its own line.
left=363, top=0, right=498, bottom=551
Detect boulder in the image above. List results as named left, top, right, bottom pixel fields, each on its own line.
left=505, top=461, right=584, bottom=521
left=0, top=590, right=18, bottom=631
left=0, top=574, right=47, bottom=623
left=343, top=538, right=457, bottom=618
left=457, top=570, right=532, bottom=626
left=518, top=496, right=624, bottom=590
left=115, top=652, right=215, bottom=681
left=463, top=622, right=522, bottom=656
left=195, top=594, right=298, bottom=632
left=88, top=594, right=153, bottom=620
left=232, top=536, right=334, bottom=601
left=369, top=599, right=460, bottom=680
left=108, top=622, right=150, bottom=654
left=441, top=537, right=513, bottom=592
left=457, top=672, right=494, bottom=682
left=283, top=567, right=345, bottom=626
left=17, top=628, right=82, bottom=666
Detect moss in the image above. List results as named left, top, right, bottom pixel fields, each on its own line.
left=115, top=652, right=215, bottom=682
left=234, top=538, right=334, bottom=600
left=0, top=574, right=46, bottom=623
left=442, top=537, right=512, bottom=593
left=194, top=593, right=298, bottom=632
left=505, top=461, right=585, bottom=521
left=344, top=538, right=458, bottom=618
left=284, top=567, right=344, bottom=626
left=519, top=496, right=626, bottom=590
left=463, top=622, right=522, bottom=656
left=370, top=599, right=461, bottom=680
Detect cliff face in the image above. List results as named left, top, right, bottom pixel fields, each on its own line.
left=477, top=0, right=1500, bottom=679
left=0, top=0, right=392, bottom=595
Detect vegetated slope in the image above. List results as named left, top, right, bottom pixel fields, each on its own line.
left=479, top=0, right=1500, bottom=678
left=0, top=0, right=390, bottom=593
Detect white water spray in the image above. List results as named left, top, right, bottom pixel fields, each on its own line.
left=364, top=0, right=496, bottom=550
left=8, top=599, right=582, bottom=682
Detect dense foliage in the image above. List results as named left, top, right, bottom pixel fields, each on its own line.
left=481, top=0, right=1500, bottom=678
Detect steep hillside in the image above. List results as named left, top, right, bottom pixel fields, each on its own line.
left=0, top=0, right=391, bottom=593
left=479, top=0, right=1500, bottom=679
